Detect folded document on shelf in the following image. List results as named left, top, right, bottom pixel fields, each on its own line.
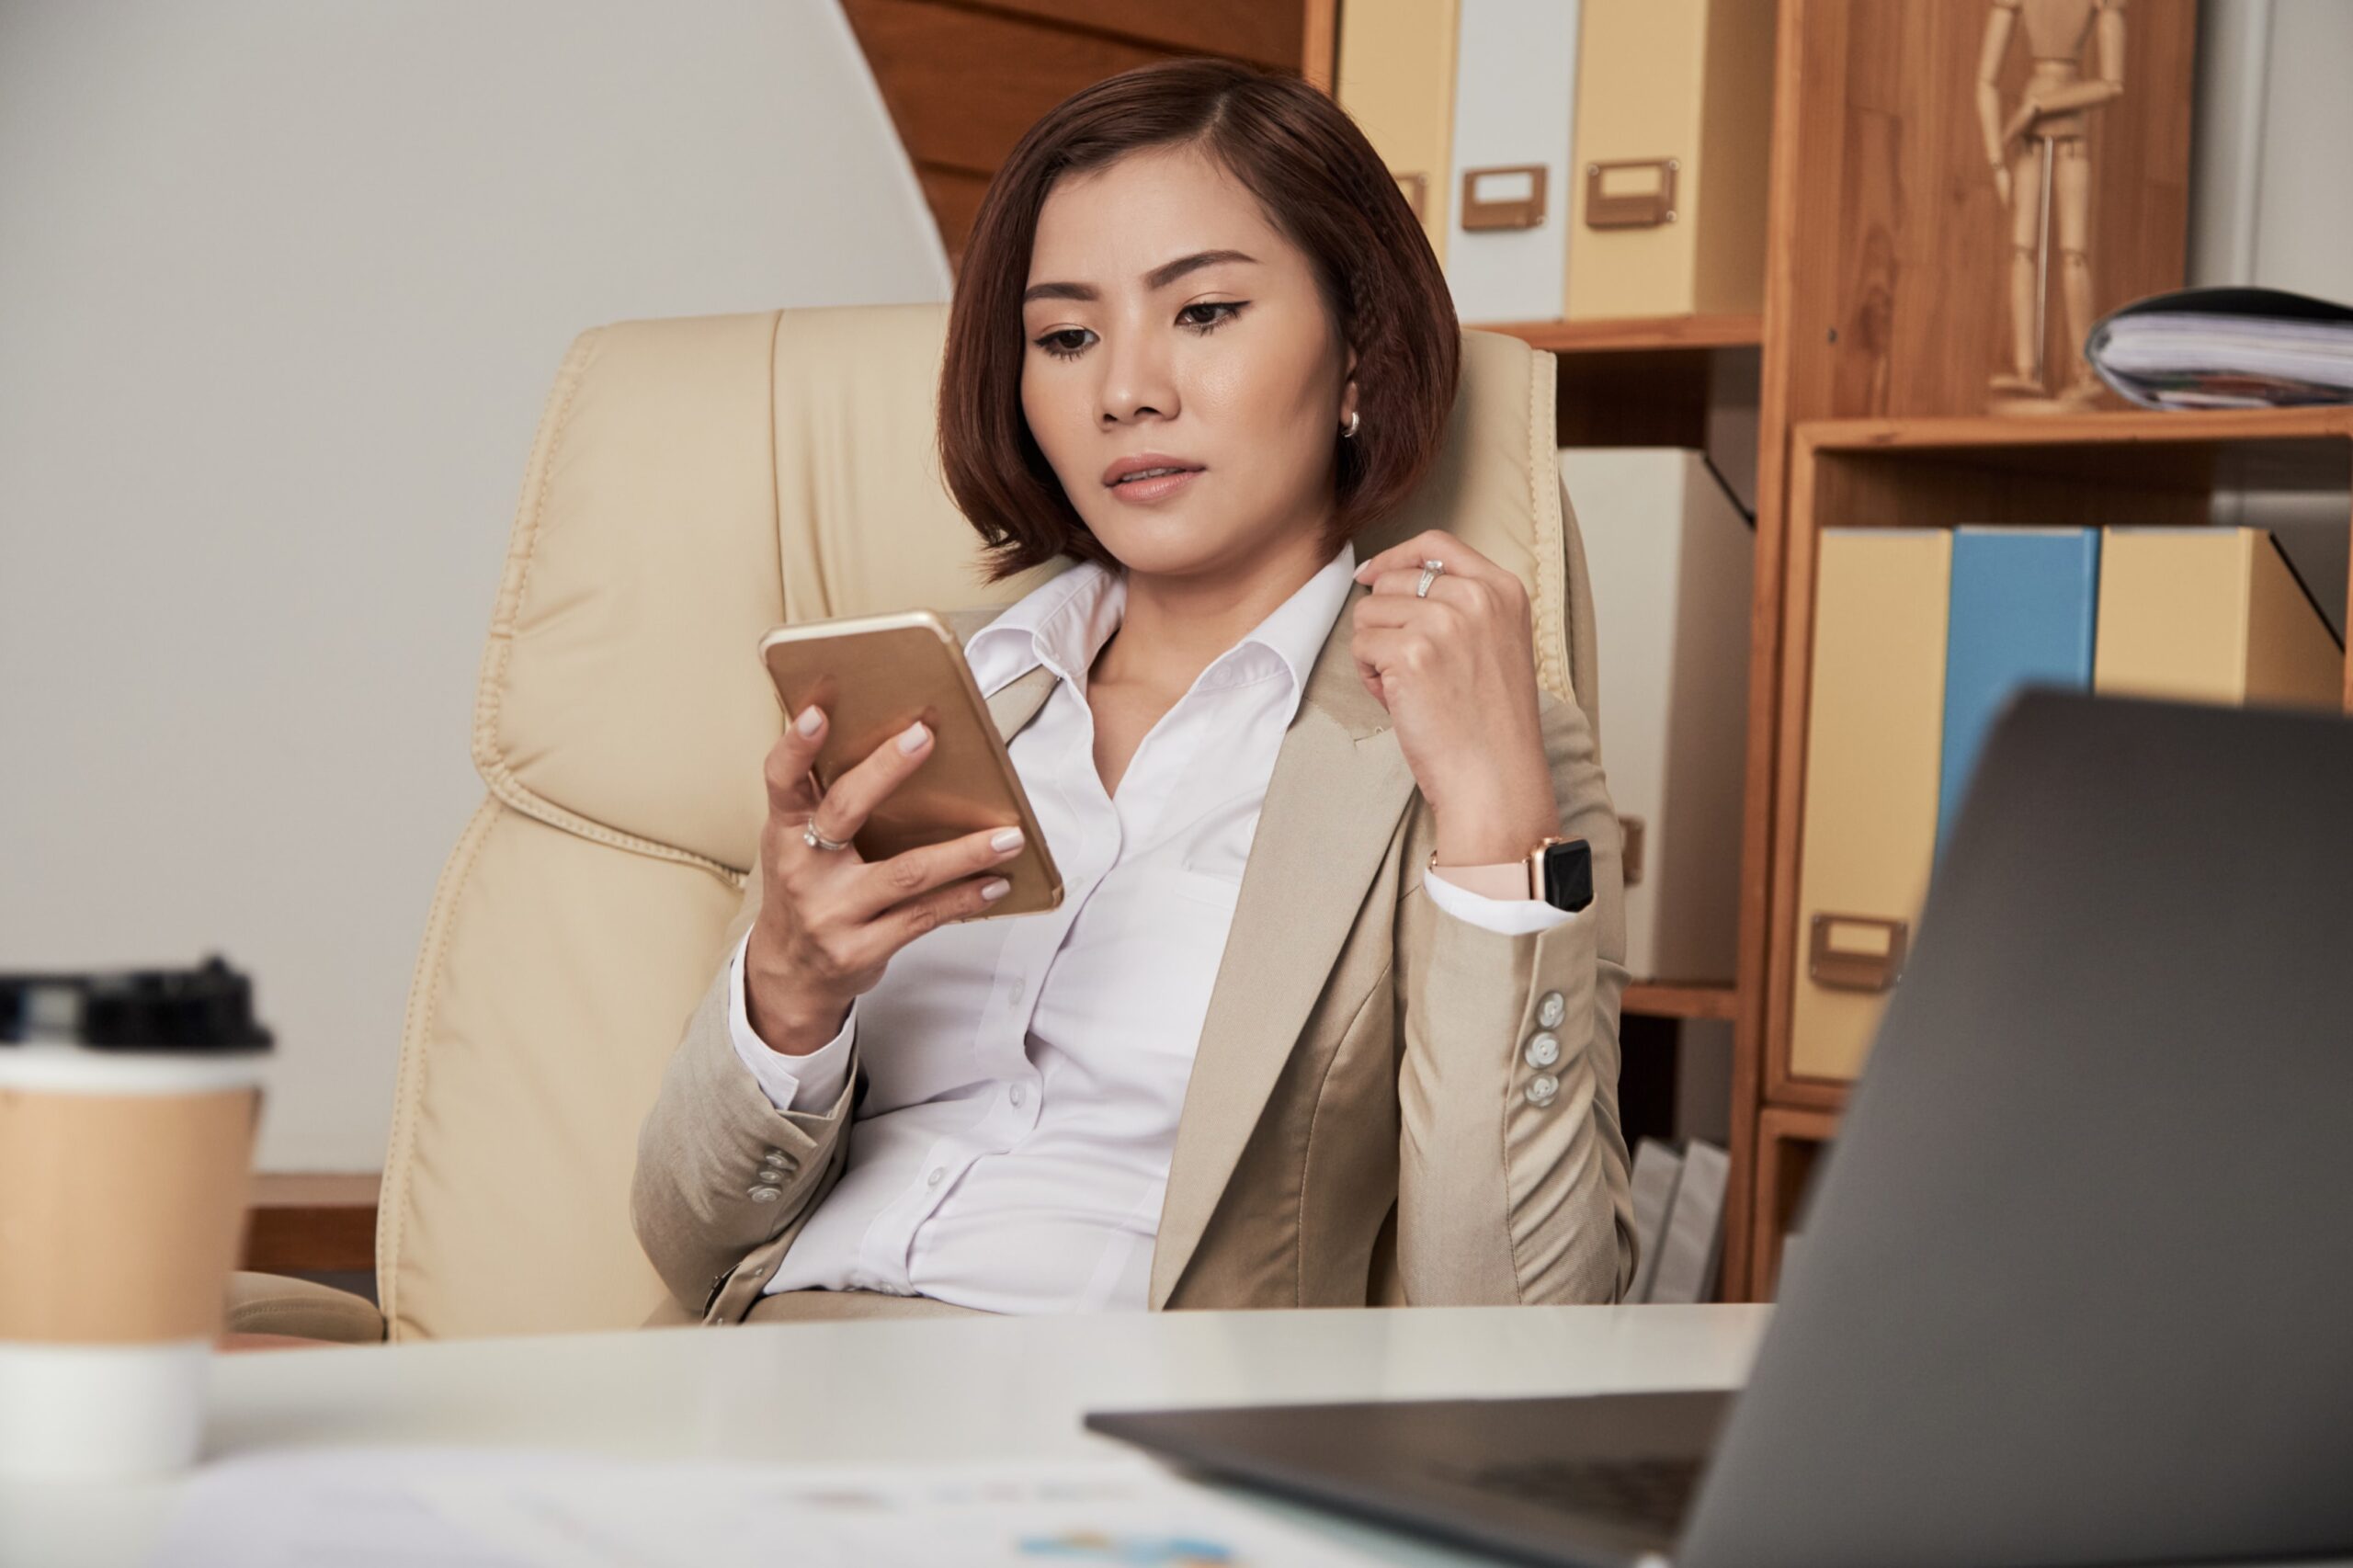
left=1626, top=1137, right=1685, bottom=1304
left=2087, top=286, right=2353, bottom=410
left=1646, top=1140, right=1729, bottom=1306
left=149, top=1449, right=1389, bottom=1568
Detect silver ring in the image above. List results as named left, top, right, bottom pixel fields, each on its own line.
left=1415, top=558, right=1446, bottom=598
left=801, top=818, right=852, bottom=853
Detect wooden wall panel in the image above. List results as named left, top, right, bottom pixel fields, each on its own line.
left=844, top=0, right=1311, bottom=261
left=846, top=0, right=1166, bottom=176
left=243, top=1174, right=379, bottom=1274
left=970, top=0, right=1304, bottom=67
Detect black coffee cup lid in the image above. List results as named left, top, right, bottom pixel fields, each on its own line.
left=0, top=956, right=274, bottom=1051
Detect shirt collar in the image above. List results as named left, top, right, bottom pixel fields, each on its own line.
left=964, top=539, right=1358, bottom=706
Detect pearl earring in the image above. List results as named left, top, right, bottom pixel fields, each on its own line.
left=1341, top=410, right=1361, bottom=439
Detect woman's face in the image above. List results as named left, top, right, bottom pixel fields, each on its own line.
left=1020, top=143, right=1358, bottom=580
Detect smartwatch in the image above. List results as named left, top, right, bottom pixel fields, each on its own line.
left=1429, top=835, right=1594, bottom=914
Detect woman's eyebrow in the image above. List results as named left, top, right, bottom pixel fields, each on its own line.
left=1022, top=249, right=1259, bottom=304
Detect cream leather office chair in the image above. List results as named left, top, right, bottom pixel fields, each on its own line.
left=227, top=302, right=1599, bottom=1344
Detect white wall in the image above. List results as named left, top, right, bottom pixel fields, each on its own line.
left=2191, top=0, right=2353, bottom=297
left=0, top=2, right=950, bottom=1169
left=2188, top=0, right=2353, bottom=635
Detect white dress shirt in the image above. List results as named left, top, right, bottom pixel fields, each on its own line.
left=727, top=540, right=1575, bottom=1313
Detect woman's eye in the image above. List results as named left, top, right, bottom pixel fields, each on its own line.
left=1035, top=327, right=1094, bottom=360
left=1178, top=301, right=1246, bottom=333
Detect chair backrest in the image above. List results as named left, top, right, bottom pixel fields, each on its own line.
left=378, top=301, right=1596, bottom=1340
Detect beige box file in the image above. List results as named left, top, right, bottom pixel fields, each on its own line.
left=1562, top=449, right=1751, bottom=981
left=1336, top=0, right=1461, bottom=266
left=1564, top=0, right=1774, bottom=320
left=1444, top=0, right=1581, bottom=324
left=2094, top=528, right=2345, bottom=710
left=1790, top=529, right=1951, bottom=1084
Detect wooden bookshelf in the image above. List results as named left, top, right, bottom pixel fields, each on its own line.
left=1721, top=0, right=2198, bottom=1298
left=1764, top=409, right=2353, bottom=1117
left=1622, top=982, right=1741, bottom=1024
left=1306, top=0, right=2203, bottom=1301
left=1488, top=316, right=1763, bottom=449
left=1482, top=313, right=1765, bottom=355
left=1750, top=1104, right=1836, bottom=1300
left=1792, top=407, right=2353, bottom=500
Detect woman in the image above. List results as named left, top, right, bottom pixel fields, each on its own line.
left=633, top=59, right=1633, bottom=1324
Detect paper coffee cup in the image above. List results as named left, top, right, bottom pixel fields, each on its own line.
left=0, top=962, right=269, bottom=1479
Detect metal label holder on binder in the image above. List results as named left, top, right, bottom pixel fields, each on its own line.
left=1583, top=157, right=1678, bottom=229
left=1808, top=914, right=1908, bottom=992
left=1459, top=165, right=1548, bottom=231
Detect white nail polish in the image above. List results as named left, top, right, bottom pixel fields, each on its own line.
left=991, top=828, right=1025, bottom=853
left=981, top=879, right=1011, bottom=900
left=898, top=722, right=929, bottom=754
left=796, top=707, right=824, bottom=735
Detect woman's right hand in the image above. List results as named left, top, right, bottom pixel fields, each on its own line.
left=742, top=706, right=1027, bottom=1056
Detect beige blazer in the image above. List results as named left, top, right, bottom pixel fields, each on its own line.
left=632, top=581, right=1635, bottom=1323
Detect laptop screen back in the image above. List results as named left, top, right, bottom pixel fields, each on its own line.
left=1684, top=693, right=2353, bottom=1568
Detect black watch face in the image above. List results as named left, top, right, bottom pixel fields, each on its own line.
left=1540, top=839, right=1595, bottom=914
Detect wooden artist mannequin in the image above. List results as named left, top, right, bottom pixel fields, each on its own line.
left=1978, top=0, right=2126, bottom=410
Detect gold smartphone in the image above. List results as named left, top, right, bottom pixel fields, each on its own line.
left=758, top=611, right=1063, bottom=919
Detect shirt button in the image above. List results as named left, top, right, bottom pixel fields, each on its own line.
left=1523, top=1032, right=1561, bottom=1070
left=1537, top=991, right=1567, bottom=1029
left=1526, top=1074, right=1561, bottom=1108
left=747, top=1185, right=781, bottom=1203
left=926, top=1166, right=946, bottom=1187
left=1009, top=1085, right=1027, bottom=1108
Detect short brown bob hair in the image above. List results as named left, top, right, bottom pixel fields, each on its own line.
left=939, top=59, right=1461, bottom=585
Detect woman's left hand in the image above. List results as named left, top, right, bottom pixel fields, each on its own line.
left=1352, top=531, right=1563, bottom=869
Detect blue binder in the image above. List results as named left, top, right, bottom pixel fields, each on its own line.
left=1937, top=529, right=2100, bottom=858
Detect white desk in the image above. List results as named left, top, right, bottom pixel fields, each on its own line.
left=0, top=1304, right=1768, bottom=1566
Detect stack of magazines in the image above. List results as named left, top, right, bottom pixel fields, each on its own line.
left=2087, top=286, right=2353, bottom=410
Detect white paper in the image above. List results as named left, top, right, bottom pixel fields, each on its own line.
left=147, top=1448, right=1389, bottom=1568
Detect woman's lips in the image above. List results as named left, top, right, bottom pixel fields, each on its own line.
left=1107, top=467, right=1201, bottom=504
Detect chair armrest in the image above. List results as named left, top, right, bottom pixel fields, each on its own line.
left=225, top=1270, right=386, bottom=1344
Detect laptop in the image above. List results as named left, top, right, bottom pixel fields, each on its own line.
left=1088, top=693, right=2353, bottom=1568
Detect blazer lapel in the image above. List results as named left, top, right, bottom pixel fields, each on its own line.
left=941, top=605, right=1057, bottom=741
left=1149, top=584, right=1416, bottom=1307
left=983, top=665, right=1056, bottom=740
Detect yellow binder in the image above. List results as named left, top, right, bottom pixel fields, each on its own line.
left=2094, top=528, right=2344, bottom=710
left=1336, top=0, right=1460, bottom=266
left=1564, top=0, right=1774, bottom=320
left=1790, top=530, right=1952, bottom=1083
